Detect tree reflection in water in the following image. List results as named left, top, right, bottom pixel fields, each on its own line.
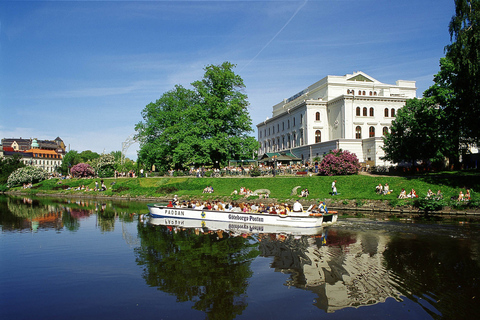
left=135, top=223, right=259, bottom=320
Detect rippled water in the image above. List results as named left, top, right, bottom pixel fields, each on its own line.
left=1, top=195, right=479, bottom=319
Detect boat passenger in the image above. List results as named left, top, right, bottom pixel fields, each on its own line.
left=319, top=201, right=328, bottom=214
left=293, top=200, right=303, bottom=212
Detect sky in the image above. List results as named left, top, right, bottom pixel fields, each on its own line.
left=0, top=0, right=456, bottom=160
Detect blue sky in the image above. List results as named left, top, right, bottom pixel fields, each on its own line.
left=0, top=0, right=455, bottom=160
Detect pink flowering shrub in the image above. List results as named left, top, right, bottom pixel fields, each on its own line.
left=318, top=149, right=360, bottom=176
left=70, top=163, right=95, bottom=178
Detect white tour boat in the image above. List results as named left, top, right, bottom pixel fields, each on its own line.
left=147, top=204, right=338, bottom=228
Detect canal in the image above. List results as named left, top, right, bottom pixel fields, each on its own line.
left=1, top=195, right=479, bottom=319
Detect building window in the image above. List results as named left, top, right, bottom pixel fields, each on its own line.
left=287, top=120, right=290, bottom=129
left=277, top=124, right=279, bottom=132
left=363, top=91, right=366, bottom=95
left=293, top=117, right=296, bottom=127
left=356, top=107, right=361, bottom=116
left=369, top=91, right=372, bottom=96
left=369, top=107, right=374, bottom=117
left=363, top=107, right=367, bottom=116
left=315, top=112, right=320, bottom=121
left=384, top=108, right=389, bottom=117
left=315, top=130, right=321, bottom=143
left=300, top=114, right=303, bottom=124
left=383, top=127, right=389, bottom=135
left=358, top=90, right=361, bottom=95
left=369, top=126, right=375, bottom=137
left=391, top=108, right=396, bottom=117
left=356, top=126, right=362, bottom=139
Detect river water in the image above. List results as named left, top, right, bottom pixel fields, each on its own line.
left=1, top=195, right=479, bottom=320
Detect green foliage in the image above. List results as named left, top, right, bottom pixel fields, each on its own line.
left=414, top=197, right=447, bottom=213
left=0, top=154, right=25, bottom=184
left=382, top=98, right=447, bottom=165
left=249, top=167, right=261, bottom=177
left=0, top=184, right=9, bottom=192
left=59, top=150, right=82, bottom=175
left=90, top=154, right=116, bottom=178
left=446, top=0, right=480, bottom=147
left=7, top=166, right=49, bottom=187
left=135, top=62, right=259, bottom=172
left=355, top=199, right=364, bottom=207
left=79, top=150, right=100, bottom=162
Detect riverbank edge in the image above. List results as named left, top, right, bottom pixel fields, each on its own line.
left=4, top=190, right=480, bottom=220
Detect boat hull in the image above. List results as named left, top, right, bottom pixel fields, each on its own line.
left=147, top=204, right=325, bottom=228
left=148, top=216, right=324, bottom=235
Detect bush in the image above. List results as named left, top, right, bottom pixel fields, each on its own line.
left=318, top=149, right=360, bottom=176
left=7, top=166, right=49, bottom=187
left=70, top=163, right=95, bottom=178
left=414, top=197, right=447, bottom=213
left=250, top=167, right=261, bottom=177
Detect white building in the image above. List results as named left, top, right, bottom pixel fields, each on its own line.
left=256, top=71, right=417, bottom=166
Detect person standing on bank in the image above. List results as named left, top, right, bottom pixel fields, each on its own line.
left=332, top=180, right=337, bottom=195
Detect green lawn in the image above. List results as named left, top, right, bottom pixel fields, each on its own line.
left=16, top=172, right=479, bottom=209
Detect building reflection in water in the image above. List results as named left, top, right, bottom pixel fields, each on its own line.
left=259, top=228, right=400, bottom=313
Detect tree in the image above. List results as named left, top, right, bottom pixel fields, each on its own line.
left=135, top=62, right=259, bottom=172
left=59, top=150, right=81, bottom=175
left=382, top=98, right=447, bottom=166
left=79, top=150, right=100, bottom=162
left=318, top=149, right=360, bottom=176
left=445, top=0, right=480, bottom=147
left=7, top=166, right=48, bottom=187
left=0, top=154, right=25, bottom=185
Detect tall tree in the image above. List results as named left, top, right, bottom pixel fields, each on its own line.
left=382, top=98, right=447, bottom=166
left=135, top=62, right=258, bottom=171
left=59, top=150, right=81, bottom=175
left=445, top=0, right=480, bottom=150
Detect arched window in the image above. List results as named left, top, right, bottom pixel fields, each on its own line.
left=383, top=127, right=389, bottom=135
left=384, top=108, right=389, bottom=117
left=315, top=130, right=321, bottom=143
left=356, top=126, right=362, bottom=139
left=369, top=126, right=375, bottom=137
left=369, top=91, right=372, bottom=96
left=369, top=107, right=374, bottom=117
left=356, top=107, right=361, bottom=116
left=362, top=91, right=366, bottom=95
left=358, top=90, right=362, bottom=95
left=374, top=91, right=377, bottom=96
left=363, top=107, right=367, bottom=116
left=391, top=108, right=396, bottom=117
left=315, top=112, right=320, bottom=121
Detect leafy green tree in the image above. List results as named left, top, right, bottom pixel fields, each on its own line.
left=0, top=154, right=25, bottom=185
left=79, top=150, right=100, bottom=162
left=90, top=154, right=116, bottom=178
left=59, top=150, right=81, bottom=175
left=136, top=62, right=259, bottom=172
left=382, top=98, right=447, bottom=166
left=445, top=0, right=480, bottom=148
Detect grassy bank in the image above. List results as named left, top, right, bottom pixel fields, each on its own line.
left=8, top=172, right=480, bottom=211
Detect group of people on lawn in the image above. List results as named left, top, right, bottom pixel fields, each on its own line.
left=376, top=183, right=471, bottom=201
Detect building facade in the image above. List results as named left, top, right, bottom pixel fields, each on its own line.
left=256, top=71, right=417, bottom=166
left=1, top=137, right=65, bottom=173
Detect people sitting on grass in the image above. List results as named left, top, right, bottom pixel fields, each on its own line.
left=426, top=189, right=434, bottom=198
left=376, top=184, right=383, bottom=194
left=458, top=191, right=464, bottom=201
left=398, top=188, right=407, bottom=199
left=407, top=188, right=418, bottom=198
left=465, top=189, right=471, bottom=201
left=299, top=188, right=309, bottom=197
left=383, top=183, right=392, bottom=195
left=203, top=186, right=214, bottom=193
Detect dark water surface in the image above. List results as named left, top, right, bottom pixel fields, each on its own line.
left=1, top=195, right=479, bottom=320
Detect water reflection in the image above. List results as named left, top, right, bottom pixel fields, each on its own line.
left=1, top=195, right=480, bottom=319
left=0, top=195, right=145, bottom=233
